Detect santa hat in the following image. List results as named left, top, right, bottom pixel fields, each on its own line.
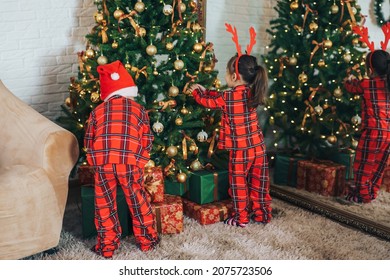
left=97, top=60, right=138, bottom=101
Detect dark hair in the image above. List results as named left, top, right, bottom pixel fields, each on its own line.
left=366, top=50, right=390, bottom=91
left=227, top=54, right=268, bottom=108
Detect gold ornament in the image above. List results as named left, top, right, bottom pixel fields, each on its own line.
left=193, top=43, right=203, bottom=53
left=146, top=44, right=157, bottom=56
left=97, top=55, right=108, bottom=65
left=352, top=38, right=359, bottom=45
left=333, top=87, right=343, bottom=98
left=323, top=102, right=329, bottom=109
left=85, top=48, right=95, bottom=58
left=113, top=9, right=124, bottom=20
left=166, top=145, right=178, bottom=157
left=174, top=59, right=184, bottom=70
left=327, top=135, right=337, bottom=144
left=318, top=59, right=326, bottom=67
left=314, top=105, right=323, bottom=116
left=180, top=105, right=189, bottom=115
left=331, top=4, right=339, bottom=14
left=351, top=138, right=359, bottom=149
left=166, top=42, right=174, bottom=51
left=85, top=65, right=92, bottom=72
left=168, top=86, right=179, bottom=97
left=125, top=63, right=131, bottom=69
left=295, top=88, right=303, bottom=96
left=179, top=3, right=186, bottom=13
left=91, top=91, right=100, bottom=103
left=290, top=1, right=299, bottom=10
left=309, top=22, right=318, bottom=32
left=145, top=160, right=155, bottom=168
left=203, top=65, right=212, bottom=73
left=189, top=0, right=197, bottom=9
left=175, top=117, right=183, bottom=126
left=343, top=53, right=352, bottom=63
left=112, top=41, right=118, bottom=49
left=213, top=78, right=222, bottom=88
left=163, top=4, right=173, bottom=15
left=288, top=56, right=297, bottom=66
left=138, top=27, right=146, bottom=37
left=351, top=114, right=362, bottom=125
left=324, top=39, right=333, bottom=49
left=65, top=97, right=72, bottom=107
left=189, top=144, right=197, bottom=152
left=176, top=172, right=187, bottom=183
left=298, top=72, right=308, bottom=83
left=153, top=69, right=159, bottom=76
left=134, top=1, right=145, bottom=13
left=95, top=12, right=104, bottom=23
left=192, top=23, right=201, bottom=32
left=190, top=159, right=202, bottom=171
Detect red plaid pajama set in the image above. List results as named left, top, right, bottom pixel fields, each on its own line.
left=193, top=85, right=272, bottom=224
left=84, top=95, right=158, bottom=256
left=344, top=76, right=390, bottom=202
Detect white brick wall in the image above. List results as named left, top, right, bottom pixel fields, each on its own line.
left=0, top=0, right=379, bottom=121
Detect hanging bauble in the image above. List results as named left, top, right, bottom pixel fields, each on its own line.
left=351, top=138, right=359, bottom=149
left=288, top=56, right=297, bottom=66
left=95, top=12, right=104, bottom=23
left=176, top=172, right=187, bottom=183
left=213, top=78, right=222, bottom=88
left=189, top=0, right=197, bottom=9
left=190, top=159, right=202, bottom=171
left=65, top=97, right=72, bottom=107
left=314, top=105, right=324, bottom=116
left=145, top=160, right=155, bottom=168
left=193, top=43, right=203, bottom=53
left=192, top=23, right=202, bottom=32
left=309, top=22, right=318, bottom=32
left=354, top=95, right=360, bottom=100
left=179, top=3, right=186, bottom=13
left=203, top=65, right=213, bottom=73
left=330, top=4, right=339, bottom=14
left=153, top=69, right=159, bottom=76
left=290, top=1, right=299, bottom=10
left=91, top=91, right=100, bottom=103
left=180, top=105, right=189, bottom=115
left=175, top=117, right=183, bottom=126
left=166, top=145, right=178, bottom=157
left=97, top=55, right=108, bottom=65
left=111, top=41, right=118, bottom=49
left=152, top=121, right=164, bottom=133
left=146, top=44, right=157, bottom=56
left=189, top=143, right=197, bottom=152
left=323, top=102, right=329, bottom=109
left=343, top=53, right=352, bottom=63
left=138, top=27, right=146, bottom=37
left=134, top=1, right=145, bottom=13
left=166, top=42, right=174, bottom=51
left=197, top=130, right=208, bottom=142
left=168, top=85, right=179, bottom=97
left=125, top=62, right=131, bottom=69
left=163, top=4, right=174, bottom=15
left=352, top=38, right=360, bottom=45
left=113, top=8, right=124, bottom=20
left=351, top=114, right=362, bottom=125
left=317, top=59, right=326, bottom=67
left=295, top=88, right=303, bottom=96
left=85, top=48, right=95, bottom=58
left=85, top=65, right=92, bottom=72
left=324, top=39, right=333, bottom=49
left=333, top=87, right=343, bottom=98
left=298, top=72, right=308, bottom=83
left=174, top=59, right=184, bottom=70
left=327, top=135, right=338, bottom=144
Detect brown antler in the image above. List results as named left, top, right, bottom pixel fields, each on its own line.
left=352, top=25, right=375, bottom=51
left=225, top=23, right=242, bottom=56
left=246, top=27, right=257, bottom=55
left=380, top=22, right=390, bottom=51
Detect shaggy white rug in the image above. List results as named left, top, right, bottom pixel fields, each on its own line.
left=26, top=197, right=390, bottom=260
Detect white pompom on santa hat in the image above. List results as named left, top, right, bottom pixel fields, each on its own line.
left=97, top=60, right=138, bottom=101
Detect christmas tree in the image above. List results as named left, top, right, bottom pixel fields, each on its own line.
left=59, top=0, right=223, bottom=182
left=262, top=0, right=367, bottom=157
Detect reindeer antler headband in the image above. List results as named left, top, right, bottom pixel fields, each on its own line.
left=352, top=22, right=390, bottom=52
left=225, top=23, right=257, bottom=80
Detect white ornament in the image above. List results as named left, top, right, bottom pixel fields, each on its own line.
left=152, top=121, right=164, bottom=133
left=351, top=114, right=362, bottom=125
left=314, top=105, right=323, bottom=116
left=163, top=4, right=173, bottom=15
left=197, top=130, right=208, bottom=142
left=111, top=72, right=120, bottom=80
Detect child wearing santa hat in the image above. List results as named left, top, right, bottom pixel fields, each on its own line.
left=84, top=60, right=159, bottom=258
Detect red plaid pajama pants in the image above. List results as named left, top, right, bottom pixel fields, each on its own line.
left=229, top=145, right=272, bottom=224
left=354, top=128, right=390, bottom=202
left=93, top=164, right=158, bottom=255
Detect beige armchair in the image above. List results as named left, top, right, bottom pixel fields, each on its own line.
left=0, top=80, right=79, bottom=259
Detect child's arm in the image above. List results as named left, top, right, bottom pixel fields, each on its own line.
left=190, top=84, right=225, bottom=109
left=343, top=76, right=364, bottom=95
left=84, top=112, right=95, bottom=165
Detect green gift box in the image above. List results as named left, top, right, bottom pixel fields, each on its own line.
left=164, top=178, right=189, bottom=197
left=273, top=153, right=306, bottom=187
left=188, top=170, right=229, bottom=205
left=81, top=185, right=131, bottom=239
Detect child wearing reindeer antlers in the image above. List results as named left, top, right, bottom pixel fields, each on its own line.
left=189, top=24, right=272, bottom=227
left=344, top=23, right=390, bottom=204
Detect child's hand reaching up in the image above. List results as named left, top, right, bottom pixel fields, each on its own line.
left=189, top=83, right=206, bottom=94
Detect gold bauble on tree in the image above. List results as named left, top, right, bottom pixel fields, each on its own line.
left=168, top=86, right=179, bottom=97
left=174, top=59, right=184, bottom=70
left=193, top=43, right=203, bottom=53
left=213, top=78, right=222, bottom=88
left=179, top=3, right=186, bottom=13
left=290, top=1, right=299, bottom=10
left=95, top=12, right=104, bottom=23
left=309, top=22, right=318, bottom=32
left=180, top=105, right=189, bottom=115
left=331, top=4, right=339, bottom=14
left=138, top=27, right=146, bottom=37
left=343, top=52, right=352, bottom=63
left=145, top=160, right=155, bottom=168
left=134, top=1, right=145, bottom=13
left=86, top=48, right=95, bottom=58
left=324, top=39, right=333, bottom=49
left=190, top=159, right=202, bottom=171
left=175, top=117, right=183, bottom=126
left=192, top=23, right=201, bottom=32
left=351, top=138, right=359, bottom=149
left=166, top=42, right=174, bottom=51
left=352, top=38, right=359, bottom=45
left=333, top=87, right=343, bottom=98
left=65, top=97, right=72, bottom=107
left=189, top=0, right=197, bottom=9
left=112, top=41, right=118, bottom=49
left=166, top=145, right=178, bottom=157
left=176, top=172, right=187, bottom=183
left=288, top=56, right=297, bottom=66
left=91, top=91, right=100, bottom=103
left=327, top=135, right=337, bottom=144
left=295, top=88, right=303, bottom=96
left=113, top=9, right=124, bottom=20
left=146, top=44, right=157, bottom=56
left=97, top=55, right=108, bottom=65
left=318, top=59, right=326, bottom=67
left=298, top=72, right=308, bottom=83
left=163, top=4, right=173, bottom=15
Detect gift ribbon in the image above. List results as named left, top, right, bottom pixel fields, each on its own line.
left=129, top=65, right=148, bottom=80
left=340, top=0, right=356, bottom=25
left=213, top=172, right=219, bottom=202
left=302, top=4, right=317, bottom=30
left=154, top=206, right=162, bottom=233
left=207, top=131, right=217, bottom=158
left=169, top=20, right=183, bottom=37
left=118, top=11, right=140, bottom=35
left=100, top=20, right=109, bottom=43
left=198, top=43, right=214, bottom=72
left=77, top=51, right=85, bottom=72
left=278, top=57, right=288, bottom=77
left=183, top=71, right=198, bottom=94
left=172, top=0, right=183, bottom=23
left=310, top=40, right=324, bottom=65
left=182, top=136, right=188, bottom=160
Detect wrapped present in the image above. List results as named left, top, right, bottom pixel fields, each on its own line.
left=297, top=160, right=346, bottom=197
left=164, top=178, right=189, bottom=197
left=380, top=167, right=390, bottom=193
left=188, top=169, right=229, bottom=205
left=321, top=149, right=355, bottom=180
left=143, top=166, right=164, bottom=203
left=151, top=194, right=183, bottom=234
left=78, top=165, right=95, bottom=185
left=273, top=153, right=306, bottom=187
left=81, top=185, right=131, bottom=239
left=182, top=198, right=233, bottom=225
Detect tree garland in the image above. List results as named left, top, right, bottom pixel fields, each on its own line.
left=374, top=0, right=390, bottom=26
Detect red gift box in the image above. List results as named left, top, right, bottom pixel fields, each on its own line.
left=182, top=198, right=233, bottom=225
left=143, top=166, right=164, bottom=203
left=78, top=165, right=95, bottom=185
left=151, top=194, right=183, bottom=234
left=380, top=167, right=390, bottom=193
left=297, top=160, right=346, bottom=197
